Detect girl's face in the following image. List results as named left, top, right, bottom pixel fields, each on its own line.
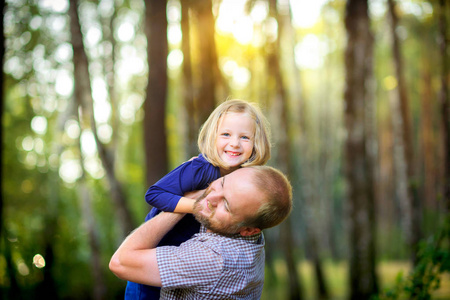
left=215, top=112, right=255, bottom=171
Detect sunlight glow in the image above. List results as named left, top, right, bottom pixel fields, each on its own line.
left=5, top=56, right=24, bottom=79
left=97, top=124, right=112, bottom=144
left=17, top=259, right=30, bottom=276
left=81, top=130, right=97, bottom=156
left=59, top=159, right=82, bottom=183
left=33, top=254, right=46, bottom=269
left=263, top=17, right=278, bottom=43
left=250, top=1, right=268, bottom=23
left=39, top=0, right=68, bottom=13
left=65, top=119, right=80, bottom=139
left=92, top=77, right=108, bottom=103
left=167, top=1, right=181, bottom=23
left=47, top=15, right=67, bottom=33
left=168, top=49, right=184, bottom=70
left=25, top=152, right=37, bottom=168
left=117, top=22, right=135, bottom=42
left=84, top=156, right=105, bottom=179
left=120, top=93, right=144, bottom=124
left=290, top=0, right=328, bottom=28
left=168, top=24, right=182, bottom=45
left=222, top=59, right=238, bottom=77
left=117, top=46, right=145, bottom=79
left=30, top=16, right=43, bottom=30
left=216, top=0, right=247, bottom=34
left=295, top=34, right=326, bottom=69
left=234, top=17, right=254, bottom=45
left=34, top=138, right=45, bottom=154
left=85, top=26, right=102, bottom=48
left=384, top=76, right=398, bottom=90
left=31, top=116, right=48, bottom=135
left=55, top=69, right=74, bottom=97
left=231, top=67, right=251, bottom=89
left=22, top=136, right=34, bottom=151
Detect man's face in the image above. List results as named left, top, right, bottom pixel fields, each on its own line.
left=193, top=168, right=264, bottom=236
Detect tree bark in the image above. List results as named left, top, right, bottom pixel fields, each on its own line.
left=419, top=61, right=437, bottom=210
left=144, top=0, right=169, bottom=187
left=191, top=0, right=218, bottom=125
left=438, top=0, right=450, bottom=214
left=268, top=0, right=304, bottom=299
left=0, top=0, right=4, bottom=250
left=344, top=0, right=379, bottom=299
left=387, top=0, right=422, bottom=265
left=69, top=0, right=134, bottom=237
left=181, top=0, right=197, bottom=158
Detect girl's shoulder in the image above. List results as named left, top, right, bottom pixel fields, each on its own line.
left=190, top=154, right=217, bottom=172
left=188, top=154, right=221, bottom=185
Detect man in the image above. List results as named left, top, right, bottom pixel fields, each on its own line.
left=109, top=166, right=292, bottom=299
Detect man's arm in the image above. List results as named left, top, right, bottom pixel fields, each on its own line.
left=109, top=212, right=185, bottom=286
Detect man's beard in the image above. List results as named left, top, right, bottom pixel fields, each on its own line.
left=193, top=189, right=241, bottom=237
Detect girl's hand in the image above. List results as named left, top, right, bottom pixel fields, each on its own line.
left=184, top=189, right=205, bottom=200
left=173, top=189, right=205, bottom=214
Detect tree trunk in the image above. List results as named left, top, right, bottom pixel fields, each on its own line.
left=419, top=61, right=437, bottom=211
left=268, top=0, right=304, bottom=299
left=191, top=0, right=218, bottom=125
left=0, top=0, right=4, bottom=241
left=438, top=0, right=450, bottom=214
left=344, top=0, right=379, bottom=299
left=102, top=2, right=119, bottom=151
left=78, top=183, right=107, bottom=300
left=181, top=1, right=197, bottom=158
left=387, top=0, right=422, bottom=265
left=144, top=0, right=169, bottom=187
left=69, top=0, right=134, bottom=236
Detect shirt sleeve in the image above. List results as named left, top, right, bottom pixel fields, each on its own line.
left=145, top=155, right=220, bottom=212
left=156, top=238, right=223, bottom=291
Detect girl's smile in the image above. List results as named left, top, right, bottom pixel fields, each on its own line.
left=215, top=112, right=255, bottom=172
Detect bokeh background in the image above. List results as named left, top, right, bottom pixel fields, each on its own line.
left=1, top=0, right=449, bottom=299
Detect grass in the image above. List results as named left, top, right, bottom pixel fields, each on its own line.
left=262, top=260, right=450, bottom=300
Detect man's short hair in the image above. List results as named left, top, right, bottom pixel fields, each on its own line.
left=240, top=166, right=293, bottom=230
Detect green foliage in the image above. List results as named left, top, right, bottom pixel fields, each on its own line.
left=374, top=217, right=450, bottom=300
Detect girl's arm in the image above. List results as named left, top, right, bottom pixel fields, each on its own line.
left=173, top=189, right=206, bottom=213
left=146, top=155, right=219, bottom=213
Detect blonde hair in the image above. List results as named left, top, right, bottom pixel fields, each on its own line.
left=198, top=99, right=271, bottom=169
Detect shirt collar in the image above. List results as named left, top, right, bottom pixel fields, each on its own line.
left=199, top=225, right=263, bottom=244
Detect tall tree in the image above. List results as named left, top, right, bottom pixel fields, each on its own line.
left=419, top=56, right=438, bottom=210
left=69, top=0, right=134, bottom=236
left=387, top=0, right=422, bottom=265
left=144, top=0, right=169, bottom=187
left=438, top=0, right=450, bottom=214
left=267, top=0, right=304, bottom=299
left=0, top=0, right=4, bottom=239
left=191, top=0, right=219, bottom=125
left=68, top=0, right=110, bottom=298
left=344, top=0, right=379, bottom=299
left=180, top=0, right=197, bottom=158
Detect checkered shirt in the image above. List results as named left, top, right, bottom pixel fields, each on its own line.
left=156, top=226, right=265, bottom=299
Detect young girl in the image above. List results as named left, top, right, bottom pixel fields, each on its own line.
left=125, top=99, right=271, bottom=300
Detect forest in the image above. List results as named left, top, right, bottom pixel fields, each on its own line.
left=1, top=0, right=449, bottom=299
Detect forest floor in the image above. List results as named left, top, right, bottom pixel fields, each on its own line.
left=262, top=260, right=450, bottom=299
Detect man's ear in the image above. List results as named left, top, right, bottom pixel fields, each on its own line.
left=239, top=227, right=261, bottom=236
